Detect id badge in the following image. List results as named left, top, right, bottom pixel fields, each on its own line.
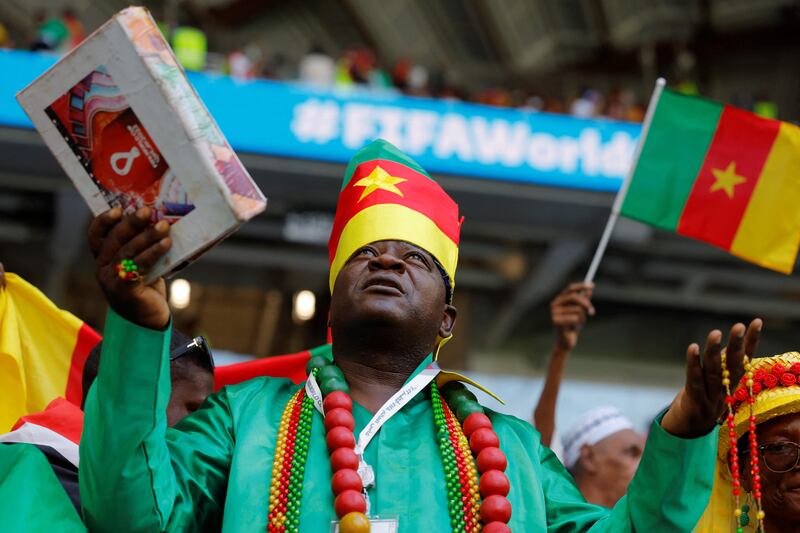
left=331, top=516, right=399, bottom=533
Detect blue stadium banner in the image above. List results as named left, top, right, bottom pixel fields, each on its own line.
left=1, top=49, right=641, bottom=192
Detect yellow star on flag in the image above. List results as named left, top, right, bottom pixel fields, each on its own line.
left=353, top=165, right=407, bottom=201
left=709, top=161, right=747, bottom=199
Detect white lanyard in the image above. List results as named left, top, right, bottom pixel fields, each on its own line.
left=305, top=362, right=440, bottom=499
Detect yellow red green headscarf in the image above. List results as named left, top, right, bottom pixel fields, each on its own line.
left=328, top=139, right=461, bottom=297
left=696, top=352, right=800, bottom=532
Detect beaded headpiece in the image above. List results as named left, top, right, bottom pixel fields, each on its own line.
left=696, top=351, right=800, bottom=532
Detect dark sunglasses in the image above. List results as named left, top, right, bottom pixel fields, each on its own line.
left=170, top=336, right=215, bottom=370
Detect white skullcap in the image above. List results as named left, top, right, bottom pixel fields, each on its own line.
left=562, top=406, right=634, bottom=470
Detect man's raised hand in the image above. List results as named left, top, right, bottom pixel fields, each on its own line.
left=661, top=318, right=762, bottom=439
left=88, top=207, right=172, bottom=330
left=551, top=282, right=595, bottom=352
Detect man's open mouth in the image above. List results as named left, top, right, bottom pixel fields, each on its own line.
left=362, top=276, right=404, bottom=294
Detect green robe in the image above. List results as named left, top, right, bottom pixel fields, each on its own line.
left=81, top=309, right=716, bottom=532
left=0, top=443, right=86, bottom=532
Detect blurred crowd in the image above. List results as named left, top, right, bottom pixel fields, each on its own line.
left=0, top=10, right=781, bottom=123
left=0, top=11, right=649, bottom=121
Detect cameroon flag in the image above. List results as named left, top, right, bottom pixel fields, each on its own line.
left=621, top=88, right=800, bottom=273
left=0, top=273, right=101, bottom=430
left=328, top=139, right=461, bottom=292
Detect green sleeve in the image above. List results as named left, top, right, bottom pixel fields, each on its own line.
left=79, top=308, right=235, bottom=532
left=540, top=413, right=717, bottom=532
left=0, top=443, right=86, bottom=532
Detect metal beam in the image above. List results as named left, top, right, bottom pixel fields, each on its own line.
left=639, top=260, right=800, bottom=293
left=593, top=282, right=800, bottom=320
left=484, top=238, right=591, bottom=348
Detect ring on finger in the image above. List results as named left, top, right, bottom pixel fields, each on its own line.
left=115, top=258, right=142, bottom=282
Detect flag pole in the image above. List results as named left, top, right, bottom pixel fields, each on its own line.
left=583, top=77, right=667, bottom=283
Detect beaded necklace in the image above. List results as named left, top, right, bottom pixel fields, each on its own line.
left=721, top=353, right=765, bottom=532
left=266, top=357, right=513, bottom=533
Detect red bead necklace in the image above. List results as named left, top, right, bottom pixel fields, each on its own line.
left=266, top=358, right=514, bottom=532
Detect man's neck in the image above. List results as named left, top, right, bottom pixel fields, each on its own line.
left=576, top=478, right=615, bottom=508
left=332, top=342, right=430, bottom=414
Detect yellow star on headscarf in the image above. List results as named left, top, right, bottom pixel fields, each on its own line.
left=710, top=161, right=747, bottom=199
left=353, top=165, right=407, bottom=201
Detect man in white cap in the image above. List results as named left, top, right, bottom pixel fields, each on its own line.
left=562, top=406, right=646, bottom=508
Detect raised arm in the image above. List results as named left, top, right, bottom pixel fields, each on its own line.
left=80, top=207, right=234, bottom=532
left=533, top=282, right=594, bottom=447
left=539, top=319, right=761, bottom=531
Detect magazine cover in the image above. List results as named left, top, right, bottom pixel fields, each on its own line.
left=17, top=7, right=267, bottom=281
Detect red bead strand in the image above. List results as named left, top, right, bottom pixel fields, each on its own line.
left=722, top=353, right=766, bottom=532
left=464, top=412, right=512, bottom=530
left=322, top=387, right=368, bottom=520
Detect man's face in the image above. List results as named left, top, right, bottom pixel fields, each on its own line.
left=743, top=412, right=800, bottom=522
left=587, top=428, right=645, bottom=503
left=330, top=240, right=455, bottom=343
left=166, top=368, right=214, bottom=427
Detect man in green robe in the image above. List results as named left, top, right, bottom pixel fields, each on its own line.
left=80, top=139, right=761, bottom=532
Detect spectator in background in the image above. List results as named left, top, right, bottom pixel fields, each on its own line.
left=367, top=64, right=392, bottom=90
left=754, top=92, right=779, bottom=119
left=570, top=88, right=603, bottom=118
left=30, top=11, right=68, bottom=52
left=391, top=57, right=430, bottom=96
left=406, top=63, right=430, bottom=96
left=521, top=94, right=545, bottom=112
left=544, top=97, right=566, bottom=114
left=0, top=259, right=214, bottom=522
left=172, top=25, right=207, bottom=72
left=228, top=48, right=254, bottom=80
left=696, top=352, right=800, bottom=532
left=62, top=9, right=85, bottom=50
left=562, top=406, right=646, bottom=508
left=298, top=44, right=335, bottom=87
left=347, top=47, right=372, bottom=84
left=0, top=21, right=13, bottom=49
left=604, top=88, right=627, bottom=121
left=477, top=87, right=512, bottom=107
left=82, top=333, right=215, bottom=426
left=621, top=90, right=645, bottom=122
left=334, top=53, right=354, bottom=87
left=532, top=282, right=595, bottom=450
left=392, top=57, right=412, bottom=91
left=531, top=282, right=645, bottom=508
left=0, top=332, right=214, bottom=520
left=261, top=52, right=293, bottom=81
